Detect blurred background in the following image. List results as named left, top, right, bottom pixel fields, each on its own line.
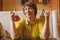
left=0, top=0, right=60, bottom=40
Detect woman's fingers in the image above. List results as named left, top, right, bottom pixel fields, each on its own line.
left=10, top=11, right=20, bottom=21
left=45, top=11, right=50, bottom=18
left=10, top=12, right=15, bottom=21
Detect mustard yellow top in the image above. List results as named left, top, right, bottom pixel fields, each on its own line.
left=15, top=13, right=45, bottom=39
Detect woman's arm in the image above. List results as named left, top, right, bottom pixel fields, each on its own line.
left=44, top=16, right=50, bottom=39
left=10, top=12, right=20, bottom=39
left=42, top=11, right=50, bottom=39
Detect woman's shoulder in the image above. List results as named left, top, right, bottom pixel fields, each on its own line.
left=36, top=18, right=39, bottom=20
left=36, top=18, right=45, bottom=23
left=35, top=18, right=40, bottom=23
left=16, top=18, right=27, bottom=24
left=15, top=18, right=27, bottom=28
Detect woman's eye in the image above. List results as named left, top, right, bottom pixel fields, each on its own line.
left=24, top=8, right=27, bottom=10
left=24, top=7, right=33, bottom=12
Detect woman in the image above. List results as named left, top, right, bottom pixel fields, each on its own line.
left=11, top=2, right=50, bottom=40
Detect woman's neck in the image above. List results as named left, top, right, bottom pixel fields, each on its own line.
left=27, top=17, right=36, bottom=24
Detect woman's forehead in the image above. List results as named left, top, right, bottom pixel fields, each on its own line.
left=24, top=6, right=32, bottom=8
left=24, top=5, right=33, bottom=9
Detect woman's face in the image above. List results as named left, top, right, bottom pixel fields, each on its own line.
left=24, top=6, right=35, bottom=18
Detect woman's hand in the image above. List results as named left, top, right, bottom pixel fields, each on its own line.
left=44, top=11, right=50, bottom=18
left=10, top=12, right=20, bottom=22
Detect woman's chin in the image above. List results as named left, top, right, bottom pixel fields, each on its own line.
left=26, top=15, right=30, bottom=18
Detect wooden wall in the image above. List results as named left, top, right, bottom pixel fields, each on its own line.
left=3, top=0, right=16, bottom=11
left=0, top=0, right=3, bottom=11
left=3, top=0, right=59, bottom=10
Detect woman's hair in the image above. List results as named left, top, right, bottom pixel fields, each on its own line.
left=23, top=2, right=37, bottom=17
